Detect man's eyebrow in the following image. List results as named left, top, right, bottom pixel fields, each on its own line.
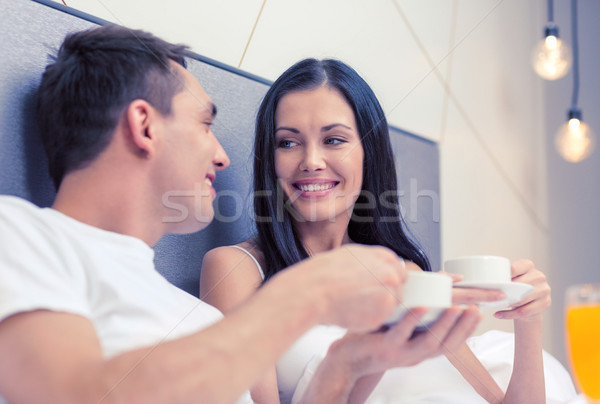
left=275, top=126, right=299, bottom=134
left=200, top=102, right=217, bottom=119
left=321, top=123, right=352, bottom=132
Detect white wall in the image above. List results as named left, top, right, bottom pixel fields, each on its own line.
left=55, top=0, right=574, bottom=362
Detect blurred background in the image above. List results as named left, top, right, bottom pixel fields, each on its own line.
left=49, top=0, right=600, bottom=367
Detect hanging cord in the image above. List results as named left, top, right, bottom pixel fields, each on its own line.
left=238, top=0, right=267, bottom=69
left=570, top=0, right=579, bottom=109
left=547, top=0, right=554, bottom=22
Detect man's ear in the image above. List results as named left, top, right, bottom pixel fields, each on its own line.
left=125, top=99, right=156, bottom=157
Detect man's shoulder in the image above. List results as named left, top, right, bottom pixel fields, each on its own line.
left=0, top=196, right=76, bottom=248
left=0, top=195, right=41, bottom=211
left=0, top=195, right=48, bottom=226
left=0, top=196, right=69, bottom=250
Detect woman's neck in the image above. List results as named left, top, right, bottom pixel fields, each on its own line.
left=294, top=218, right=353, bottom=256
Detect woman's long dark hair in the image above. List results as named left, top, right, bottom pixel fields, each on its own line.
left=254, top=58, right=430, bottom=281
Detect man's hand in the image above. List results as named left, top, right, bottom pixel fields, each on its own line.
left=328, top=306, right=481, bottom=377
left=291, top=244, right=408, bottom=333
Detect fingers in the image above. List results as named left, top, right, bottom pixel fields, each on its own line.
left=352, top=245, right=408, bottom=286
left=382, top=307, right=428, bottom=344
left=428, top=306, right=478, bottom=341
left=511, top=259, right=548, bottom=298
left=499, top=259, right=551, bottom=320
left=438, top=270, right=464, bottom=283
left=320, top=245, right=413, bottom=330
left=336, top=308, right=429, bottom=373
left=344, top=306, right=480, bottom=373
left=439, top=306, right=481, bottom=352
left=495, top=292, right=552, bottom=320
left=403, top=261, right=421, bottom=273
left=512, top=265, right=546, bottom=286
left=408, top=306, right=480, bottom=360
left=510, top=259, right=536, bottom=279
left=452, top=287, right=506, bottom=305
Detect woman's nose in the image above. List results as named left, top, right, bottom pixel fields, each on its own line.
left=299, top=144, right=326, bottom=172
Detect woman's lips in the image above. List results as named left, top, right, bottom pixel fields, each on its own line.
left=293, top=181, right=340, bottom=197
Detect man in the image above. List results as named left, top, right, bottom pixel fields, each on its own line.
left=0, top=25, right=480, bottom=403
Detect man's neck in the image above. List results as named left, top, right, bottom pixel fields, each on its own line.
left=52, top=170, right=163, bottom=246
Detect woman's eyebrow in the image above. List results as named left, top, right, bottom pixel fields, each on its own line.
left=275, top=126, right=299, bottom=133
left=321, top=123, right=352, bottom=132
left=275, top=123, right=352, bottom=134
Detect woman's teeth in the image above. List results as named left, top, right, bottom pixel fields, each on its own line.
left=298, top=183, right=335, bottom=192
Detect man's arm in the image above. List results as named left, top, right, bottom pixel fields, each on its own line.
left=0, top=245, right=407, bottom=403
left=0, top=289, right=317, bottom=404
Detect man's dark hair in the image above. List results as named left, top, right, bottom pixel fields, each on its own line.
left=36, top=24, right=191, bottom=189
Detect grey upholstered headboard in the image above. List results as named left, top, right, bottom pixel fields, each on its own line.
left=0, top=0, right=440, bottom=297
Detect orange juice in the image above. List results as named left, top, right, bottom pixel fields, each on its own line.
left=566, top=304, right=600, bottom=399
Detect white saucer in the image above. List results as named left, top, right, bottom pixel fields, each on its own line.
left=384, top=306, right=448, bottom=330
left=454, top=281, right=534, bottom=310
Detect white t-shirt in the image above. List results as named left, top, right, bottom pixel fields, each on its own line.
left=0, top=196, right=252, bottom=403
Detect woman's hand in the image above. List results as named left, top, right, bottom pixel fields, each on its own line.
left=494, top=259, right=551, bottom=322
left=441, top=271, right=507, bottom=306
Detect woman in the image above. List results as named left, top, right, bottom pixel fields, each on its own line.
left=200, top=59, right=570, bottom=403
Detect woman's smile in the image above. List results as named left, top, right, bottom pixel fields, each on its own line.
left=293, top=179, right=340, bottom=197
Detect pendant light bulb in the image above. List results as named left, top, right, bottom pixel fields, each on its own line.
left=532, top=25, right=572, bottom=80
left=555, top=109, right=595, bottom=162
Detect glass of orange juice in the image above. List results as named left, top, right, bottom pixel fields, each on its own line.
left=565, top=284, right=600, bottom=403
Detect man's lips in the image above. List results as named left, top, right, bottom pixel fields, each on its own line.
left=205, top=173, right=216, bottom=187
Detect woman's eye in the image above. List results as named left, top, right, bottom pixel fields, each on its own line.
left=325, top=138, right=345, bottom=145
left=278, top=140, right=297, bottom=148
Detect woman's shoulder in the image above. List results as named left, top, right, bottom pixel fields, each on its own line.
left=230, top=237, right=264, bottom=267
left=202, top=237, right=264, bottom=274
left=200, top=238, right=265, bottom=309
left=204, top=237, right=255, bottom=254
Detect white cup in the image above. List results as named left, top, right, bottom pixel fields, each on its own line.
left=384, top=271, right=452, bottom=327
left=444, top=255, right=511, bottom=284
